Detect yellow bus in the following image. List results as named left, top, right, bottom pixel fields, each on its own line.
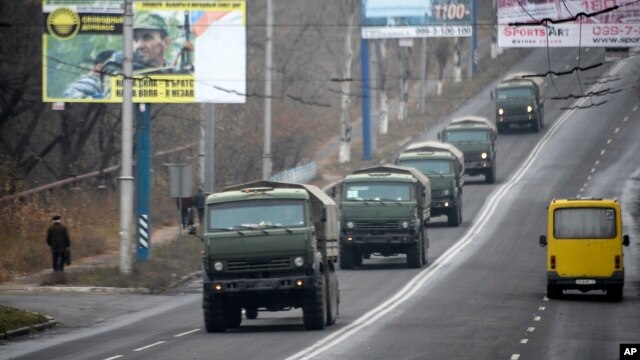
left=539, top=198, right=630, bottom=301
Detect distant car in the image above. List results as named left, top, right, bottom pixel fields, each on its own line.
left=539, top=198, right=630, bottom=301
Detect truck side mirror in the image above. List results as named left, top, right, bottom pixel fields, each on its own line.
left=623, top=234, right=630, bottom=246
left=539, top=235, right=547, bottom=247
left=330, top=186, right=337, bottom=198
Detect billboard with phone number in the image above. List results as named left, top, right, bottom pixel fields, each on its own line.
left=361, top=0, right=473, bottom=39
left=498, top=0, right=640, bottom=47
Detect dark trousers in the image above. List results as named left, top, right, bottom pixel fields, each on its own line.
left=197, top=208, right=204, bottom=225
left=52, top=251, right=65, bottom=272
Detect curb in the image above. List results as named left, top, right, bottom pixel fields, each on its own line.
left=0, top=314, right=57, bottom=340
left=0, top=285, right=152, bottom=295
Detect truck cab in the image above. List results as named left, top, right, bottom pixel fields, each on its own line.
left=337, top=165, right=431, bottom=269
left=440, top=116, right=497, bottom=184
left=201, top=181, right=340, bottom=331
left=397, top=141, right=465, bottom=226
left=493, top=73, right=544, bottom=133
left=539, top=198, right=630, bottom=301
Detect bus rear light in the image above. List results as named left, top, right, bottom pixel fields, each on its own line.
left=615, top=255, right=621, bottom=269
left=550, top=255, right=556, bottom=270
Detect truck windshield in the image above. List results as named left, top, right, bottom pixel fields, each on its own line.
left=344, top=182, right=413, bottom=201
left=446, top=130, right=488, bottom=142
left=398, top=159, right=452, bottom=175
left=553, top=207, right=616, bottom=239
left=208, top=200, right=306, bottom=231
left=497, top=87, right=533, bottom=99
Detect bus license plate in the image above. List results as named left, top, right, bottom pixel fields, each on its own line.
left=576, top=279, right=596, bottom=285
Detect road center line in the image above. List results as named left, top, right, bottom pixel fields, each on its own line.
left=175, top=328, right=200, bottom=337
left=133, top=341, right=165, bottom=352
left=103, top=356, right=123, bottom=360
left=284, top=60, right=625, bottom=360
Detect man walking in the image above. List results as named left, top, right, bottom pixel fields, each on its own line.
left=46, top=215, right=71, bottom=272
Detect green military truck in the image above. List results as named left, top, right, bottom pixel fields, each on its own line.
left=492, top=73, right=544, bottom=133
left=397, top=141, right=465, bottom=227
left=336, top=165, right=431, bottom=269
left=440, top=116, right=498, bottom=184
left=200, top=180, right=339, bottom=332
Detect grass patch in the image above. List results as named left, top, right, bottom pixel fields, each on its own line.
left=40, top=234, right=203, bottom=293
left=0, top=305, right=50, bottom=334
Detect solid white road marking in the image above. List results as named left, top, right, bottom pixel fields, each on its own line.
left=284, top=54, right=628, bottom=360
left=175, top=329, right=200, bottom=337
left=133, top=341, right=165, bottom=352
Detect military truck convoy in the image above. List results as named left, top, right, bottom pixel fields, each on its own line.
left=396, top=141, right=465, bottom=226
left=199, top=181, right=339, bottom=332
left=439, top=116, right=498, bottom=184
left=336, top=165, right=431, bottom=269
left=492, top=73, right=545, bottom=133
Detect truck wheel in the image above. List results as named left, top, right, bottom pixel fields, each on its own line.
left=485, top=163, right=496, bottom=184
left=203, top=297, right=227, bottom=333
left=447, top=205, right=461, bottom=227
left=325, top=270, right=339, bottom=326
left=497, top=124, right=505, bottom=134
left=406, top=238, right=423, bottom=269
left=339, top=245, right=354, bottom=270
left=354, top=250, right=363, bottom=267
left=607, top=285, right=623, bottom=302
left=245, top=307, right=258, bottom=320
left=421, top=232, right=428, bottom=265
left=532, top=117, right=541, bottom=133
left=546, top=284, right=562, bottom=299
left=226, top=306, right=242, bottom=329
left=303, top=276, right=326, bottom=330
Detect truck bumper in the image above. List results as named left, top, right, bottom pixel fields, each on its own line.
left=465, top=161, right=493, bottom=176
left=204, top=274, right=315, bottom=295
left=341, top=233, right=418, bottom=245
left=431, top=199, right=458, bottom=217
left=497, top=114, right=537, bottom=126
left=546, top=271, right=624, bottom=290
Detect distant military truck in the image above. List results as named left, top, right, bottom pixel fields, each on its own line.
left=200, top=181, right=340, bottom=332
left=336, top=165, right=431, bottom=269
left=440, top=116, right=498, bottom=184
left=397, top=141, right=465, bottom=226
left=492, top=73, right=544, bottom=133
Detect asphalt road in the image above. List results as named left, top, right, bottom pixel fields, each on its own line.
left=2, top=48, right=639, bottom=360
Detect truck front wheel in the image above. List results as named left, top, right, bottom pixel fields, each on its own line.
left=339, top=245, right=355, bottom=269
left=203, top=297, right=227, bottom=333
left=406, top=236, right=423, bottom=269
left=303, top=276, right=326, bottom=330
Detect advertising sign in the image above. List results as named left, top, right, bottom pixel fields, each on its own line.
left=498, top=0, right=640, bottom=47
left=43, top=0, right=246, bottom=103
left=361, top=0, right=473, bottom=39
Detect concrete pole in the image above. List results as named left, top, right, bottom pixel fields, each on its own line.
left=119, top=0, right=134, bottom=274
left=205, top=104, right=215, bottom=193
left=262, top=0, right=273, bottom=180
left=419, top=37, right=427, bottom=114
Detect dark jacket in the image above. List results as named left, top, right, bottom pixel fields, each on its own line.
left=47, top=222, right=70, bottom=252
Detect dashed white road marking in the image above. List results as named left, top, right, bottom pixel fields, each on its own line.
left=527, top=327, right=536, bottom=332
left=633, top=105, right=638, bottom=112
left=534, top=316, right=541, bottom=321
left=543, top=297, right=549, bottom=302
left=595, top=160, right=600, bottom=166
left=600, top=149, right=606, bottom=155
left=591, top=168, right=596, bottom=173
left=614, top=127, right=620, bottom=133
left=623, top=116, right=628, bottom=122
left=511, top=354, right=521, bottom=360
left=175, top=329, right=200, bottom=337
left=539, top=306, right=546, bottom=311
left=520, top=339, right=529, bottom=344
left=104, top=356, right=123, bottom=360
left=607, top=139, right=612, bottom=144
left=133, top=341, right=165, bottom=352
left=587, top=175, right=592, bottom=181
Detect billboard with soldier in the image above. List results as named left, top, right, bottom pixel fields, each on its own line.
left=43, top=0, right=246, bottom=103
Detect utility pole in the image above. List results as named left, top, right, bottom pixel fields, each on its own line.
left=119, top=0, right=134, bottom=274
left=205, top=104, right=215, bottom=193
left=262, top=0, right=273, bottom=180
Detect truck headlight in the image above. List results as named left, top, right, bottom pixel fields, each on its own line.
left=294, top=256, right=304, bottom=267
left=527, top=105, right=533, bottom=113
left=346, top=221, right=354, bottom=229
left=214, top=261, right=224, bottom=271
left=401, top=221, right=409, bottom=229
left=498, top=108, right=504, bottom=115
left=481, top=152, right=488, bottom=159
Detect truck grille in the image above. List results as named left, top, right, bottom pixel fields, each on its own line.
left=354, top=221, right=400, bottom=231
left=226, top=257, right=291, bottom=271
left=432, top=190, right=446, bottom=198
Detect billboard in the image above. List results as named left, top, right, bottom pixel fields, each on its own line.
left=498, top=0, right=640, bottom=47
left=43, top=0, right=246, bottom=103
left=361, top=0, right=473, bottom=39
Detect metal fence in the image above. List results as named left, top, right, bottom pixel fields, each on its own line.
left=270, top=161, right=317, bottom=184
